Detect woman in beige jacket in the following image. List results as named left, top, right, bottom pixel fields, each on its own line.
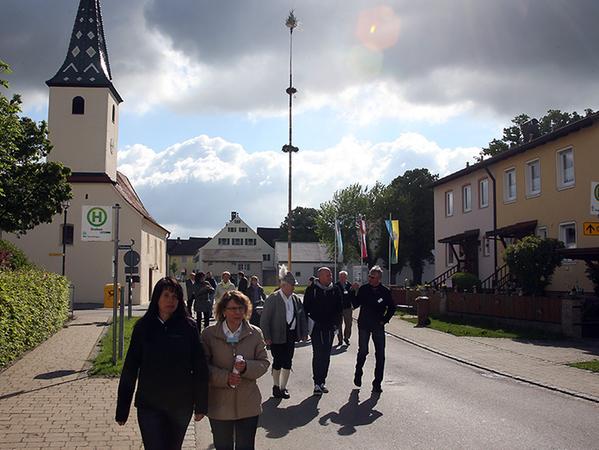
left=201, top=290, right=269, bottom=450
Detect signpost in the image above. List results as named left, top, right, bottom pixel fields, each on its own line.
left=82, top=206, right=113, bottom=241
left=583, top=222, right=599, bottom=236
left=591, top=182, right=599, bottom=215
left=123, top=250, right=140, bottom=320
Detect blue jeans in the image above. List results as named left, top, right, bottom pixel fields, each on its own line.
left=311, top=326, right=335, bottom=385
left=137, top=407, right=191, bottom=450
left=355, top=327, right=386, bottom=386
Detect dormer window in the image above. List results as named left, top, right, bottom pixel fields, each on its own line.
left=72, top=96, right=85, bottom=115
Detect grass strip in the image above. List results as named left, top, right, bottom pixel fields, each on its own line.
left=90, top=317, right=139, bottom=377
left=568, top=360, right=599, bottom=373
left=400, top=314, right=561, bottom=339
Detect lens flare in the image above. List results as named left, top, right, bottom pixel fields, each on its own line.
left=356, top=5, right=401, bottom=51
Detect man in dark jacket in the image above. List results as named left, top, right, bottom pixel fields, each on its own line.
left=185, top=272, right=196, bottom=315
left=335, top=270, right=354, bottom=346
left=352, top=265, right=396, bottom=394
left=237, top=271, right=249, bottom=294
left=303, top=267, right=343, bottom=395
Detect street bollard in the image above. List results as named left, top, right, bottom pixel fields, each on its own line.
left=415, top=295, right=430, bottom=327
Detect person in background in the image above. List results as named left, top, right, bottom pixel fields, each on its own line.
left=246, top=275, right=266, bottom=326
left=335, top=271, right=355, bottom=346
left=116, top=277, right=208, bottom=450
left=260, top=268, right=308, bottom=399
left=237, top=271, right=249, bottom=295
left=201, top=291, right=269, bottom=450
left=206, top=271, right=217, bottom=305
left=193, top=271, right=215, bottom=333
left=215, top=271, right=236, bottom=302
left=352, top=265, right=396, bottom=394
left=185, top=272, right=196, bottom=315
left=303, top=267, right=343, bottom=396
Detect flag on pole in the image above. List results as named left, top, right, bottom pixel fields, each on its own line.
left=357, top=216, right=368, bottom=260
left=385, top=219, right=400, bottom=264
left=334, top=219, right=343, bottom=262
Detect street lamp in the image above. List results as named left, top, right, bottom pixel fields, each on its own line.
left=61, top=200, right=70, bottom=276
left=282, top=10, right=299, bottom=270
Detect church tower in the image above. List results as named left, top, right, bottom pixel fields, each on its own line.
left=46, top=0, right=122, bottom=182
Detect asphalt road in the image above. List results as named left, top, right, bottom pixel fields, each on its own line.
left=195, top=330, right=599, bottom=449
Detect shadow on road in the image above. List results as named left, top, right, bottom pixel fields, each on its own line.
left=319, top=389, right=382, bottom=435
left=259, top=394, right=322, bottom=438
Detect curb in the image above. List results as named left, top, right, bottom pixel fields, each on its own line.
left=385, top=328, right=599, bottom=404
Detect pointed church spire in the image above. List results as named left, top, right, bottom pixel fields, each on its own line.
left=47, top=0, right=122, bottom=102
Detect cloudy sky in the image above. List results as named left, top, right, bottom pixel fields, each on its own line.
left=2, top=0, right=599, bottom=238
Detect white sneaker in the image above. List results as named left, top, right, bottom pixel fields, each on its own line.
left=320, top=384, right=329, bottom=393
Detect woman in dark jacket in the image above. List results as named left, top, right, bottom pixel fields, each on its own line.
left=115, top=277, right=209, bottom=450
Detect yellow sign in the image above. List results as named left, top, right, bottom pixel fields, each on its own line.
left=583, top=222, right=599, bottom=236
left=48, top=252, right=64, bottom=256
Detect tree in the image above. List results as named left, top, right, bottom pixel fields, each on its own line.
left=316, top=183, right=379, bottom=265
left=384, top=168, right=437, bottom=284
left=279, top=206, right=319, bottom=242
left=504, top=236, right=564, bottom=295
left=480, top=109, right=594, bottom=159
left=0, top=61, right=72, bottom=235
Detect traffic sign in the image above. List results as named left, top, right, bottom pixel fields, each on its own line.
left=123, top=250, right=140, bottom=267
left=583, top=222, right=599, bottom=236
left=124, top=266, right=139, bottom=274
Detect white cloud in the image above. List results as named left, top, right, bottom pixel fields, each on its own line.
left=119, top=132, right=480, bottom=236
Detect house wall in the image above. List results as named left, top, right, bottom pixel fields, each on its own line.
left=433, top=168, right=495, bottom=281
left=492, top=123, right=599, bottom=292
left=5, top=183, right=166, bottom=305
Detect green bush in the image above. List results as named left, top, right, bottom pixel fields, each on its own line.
left=452, top=272, right=480, bottom=292
left=0, top=269, right=70, bottom=368
left=504, top=236, right=564, bottom=295
left=0, top=239, right=33, bottom=271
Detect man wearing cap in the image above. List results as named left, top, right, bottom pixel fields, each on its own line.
left=260, top=271, right=308, bottom=399
left=352, top=265, right=396, bottom=394
left=303, top=267, right=343, bottom=395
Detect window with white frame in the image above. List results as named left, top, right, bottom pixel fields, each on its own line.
left=504, top=168, right=516, bottom=202
left=536, top=226, right=547, bottom=239
left=446, top=244, right=455, bottom=266
left=479, top=178, right=489, bottom=208
left=482, top=237, right=491, bottom=256
left=218, top=238, right=230, bottom=245
left=239, top=227, right=248, bottom=232
left=445, top=191, right=454, bottom=216
left=238, top=263, right=250, bottom=271
left=232, top=238, right=243, bottom=245
left=263, top=254, right=271, bottom=261
left=462, top=184, right=472, bottom=212
left=227, top=227, right=237, bottom=232
left=557, top=148, right=575, bottom=188
left=559, top=222, right=576, bottom=249
left=526, top=159, right=541, bottom=196
left=244, top=238, right=256, bottom=246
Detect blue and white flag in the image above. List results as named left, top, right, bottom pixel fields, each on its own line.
left=334, top=219, right=343, bottom=261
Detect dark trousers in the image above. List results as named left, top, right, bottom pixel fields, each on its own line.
left=195, top=310, right=210, bottom=333
left=137, top=407, right=191, bottom=450
left=209, top=415, right=259, bottom=450
left=270, top=329, right=297, bottom=370
left=310, top=326, right=335, bottom=385
left=355, top=327, right=386, bottom=386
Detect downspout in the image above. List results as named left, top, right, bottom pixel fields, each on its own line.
left=484, top=166, right=498, bottom=285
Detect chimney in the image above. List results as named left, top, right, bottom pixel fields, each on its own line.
left=231, top=211, right=238, bottom=221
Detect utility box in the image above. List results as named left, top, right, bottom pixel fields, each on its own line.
left=104, top=283, right=121, bottom=308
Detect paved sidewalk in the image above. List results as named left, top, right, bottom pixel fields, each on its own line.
left=0, top=308, right=195, bottom=449
left=385, top=314, right=599, bottom=402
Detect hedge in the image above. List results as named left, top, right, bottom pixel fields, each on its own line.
left=0, top=269, right=70, bottom=369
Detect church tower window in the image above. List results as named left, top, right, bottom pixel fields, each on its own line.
left=72, top=96, right=85, bottom=115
